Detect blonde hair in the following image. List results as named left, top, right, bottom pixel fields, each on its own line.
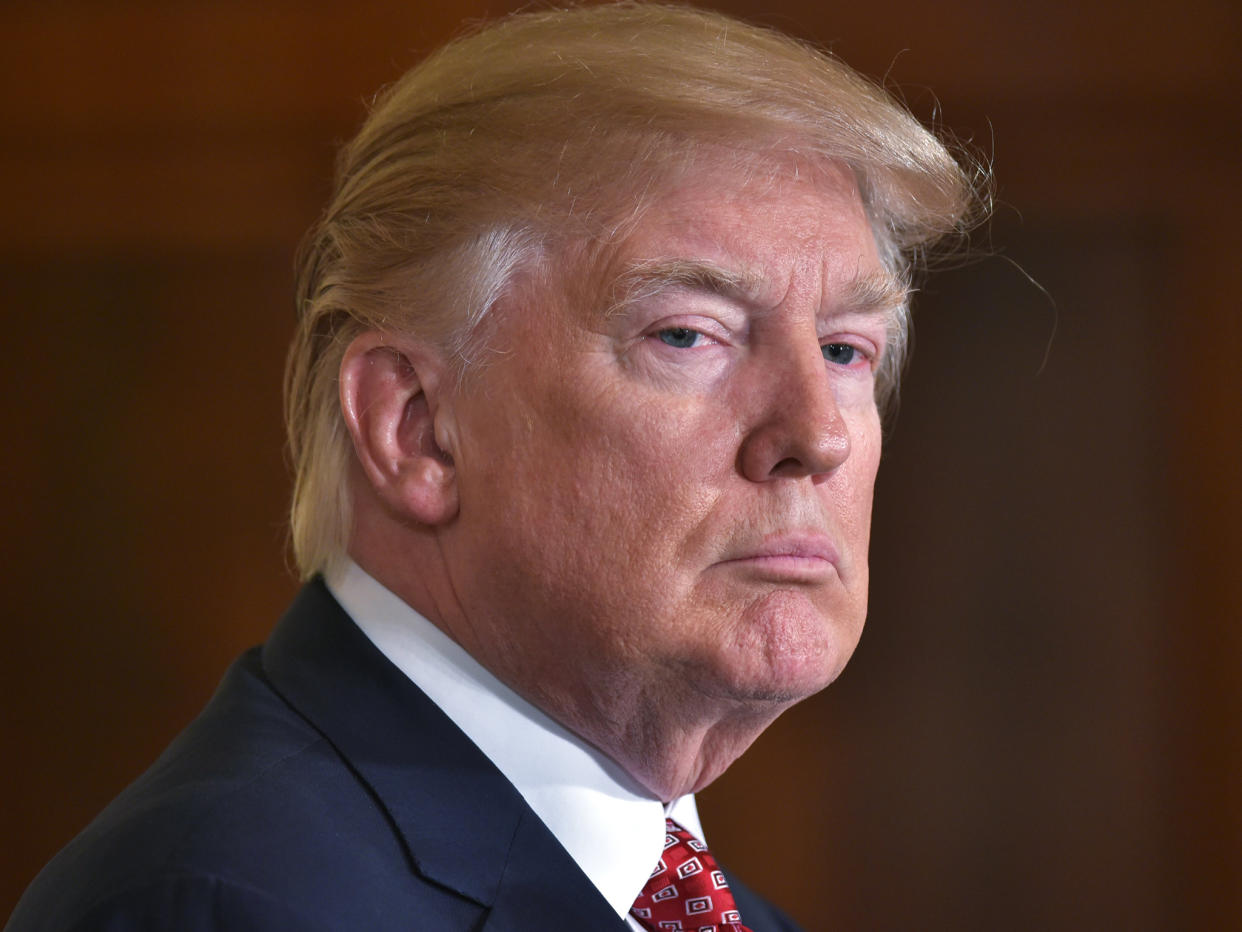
left=286, top=1, right=984, bottom=579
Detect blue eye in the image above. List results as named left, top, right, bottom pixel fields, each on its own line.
left=822, top=343, right=857, bottom=365
left=657, top=328, right=700, bottom=349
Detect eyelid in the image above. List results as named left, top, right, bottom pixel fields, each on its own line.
left=819, top=306, right=891, bottom=342
left=821, top=334, right=880, bottom=357
left=648, top=314, right=735, bottom=344
left=627, top=284, right=749, bottom=328
left=820, top=333, right=886, bottom=374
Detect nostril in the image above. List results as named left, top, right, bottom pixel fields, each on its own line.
left=768, top=457, right=803, bottom=478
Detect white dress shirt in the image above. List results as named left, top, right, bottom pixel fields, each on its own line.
left=325, top=559, right=705, bottom=929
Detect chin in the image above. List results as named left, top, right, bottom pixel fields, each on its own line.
left=702, top=589, right=865, bottom=705
left=724, top=653, right=847, bottom=705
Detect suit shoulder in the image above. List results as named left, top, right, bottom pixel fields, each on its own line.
left=46, top=873, right=335, bottom=932
left=9, top=650, right=466, bottom=931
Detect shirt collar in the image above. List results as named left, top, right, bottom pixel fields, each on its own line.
left=324, top=559, right=704, bottom=920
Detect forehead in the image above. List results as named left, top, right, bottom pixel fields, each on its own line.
left=589, top=158, right=892, bottom=313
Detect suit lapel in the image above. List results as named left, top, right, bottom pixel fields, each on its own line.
left=260, top=580, right=626, bottom=928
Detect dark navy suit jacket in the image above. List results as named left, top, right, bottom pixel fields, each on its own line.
left=8, top=580, right=802, bottom=931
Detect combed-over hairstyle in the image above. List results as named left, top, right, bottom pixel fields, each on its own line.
left=286, top=1, right=983, bottom=579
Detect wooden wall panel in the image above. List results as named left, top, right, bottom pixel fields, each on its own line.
left=2, top=251, right=300, bottom=901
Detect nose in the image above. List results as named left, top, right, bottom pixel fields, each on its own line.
left=738, top=339, right=851, bottom=482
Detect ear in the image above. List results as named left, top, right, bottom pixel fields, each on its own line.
left=338, top=331, right=459, bottom=526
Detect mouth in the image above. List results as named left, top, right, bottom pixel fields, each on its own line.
left=714, top=533, right=840, bottom=583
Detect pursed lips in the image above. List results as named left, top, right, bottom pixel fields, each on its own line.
left=713, top=533, right=841, bottom=581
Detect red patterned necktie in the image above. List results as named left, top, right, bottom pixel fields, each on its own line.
left=629, top=818, right=751, bottom=932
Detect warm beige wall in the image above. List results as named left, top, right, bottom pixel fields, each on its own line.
left=4, top=2, right=1239, bottom=928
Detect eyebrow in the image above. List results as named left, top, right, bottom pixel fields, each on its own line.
left=603, top=257, right=909, bottom=319
left=603, top=258, right=763, bottom=317
left=839, top=271, right=912, bottom=316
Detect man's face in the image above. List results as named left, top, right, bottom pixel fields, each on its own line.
left=442, top=160, right=896, bottom=730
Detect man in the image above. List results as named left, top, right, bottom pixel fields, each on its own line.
left=9, top=4, right=977, bottom=930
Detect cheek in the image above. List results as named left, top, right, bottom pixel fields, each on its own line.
left=818, top=406, right=881, bottom=576
left=550, top=400, right=726, bottom=567
left=845, top=406, right=882, bottom=498
left=461, top=384, right=721, bottom=584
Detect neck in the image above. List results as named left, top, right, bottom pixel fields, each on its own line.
left=516, top=663, right=793, bottom=800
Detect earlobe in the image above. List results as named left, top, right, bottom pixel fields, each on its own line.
left=339, top=332, right=459, bottom=526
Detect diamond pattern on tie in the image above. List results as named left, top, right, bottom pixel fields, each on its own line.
left=629, top=818, right=751, bottom=932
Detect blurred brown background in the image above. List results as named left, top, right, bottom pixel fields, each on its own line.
left=3, top=1, right=1239, bottom=929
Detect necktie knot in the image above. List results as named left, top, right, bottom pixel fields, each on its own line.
left=629, top=818, right=750, bottom=932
